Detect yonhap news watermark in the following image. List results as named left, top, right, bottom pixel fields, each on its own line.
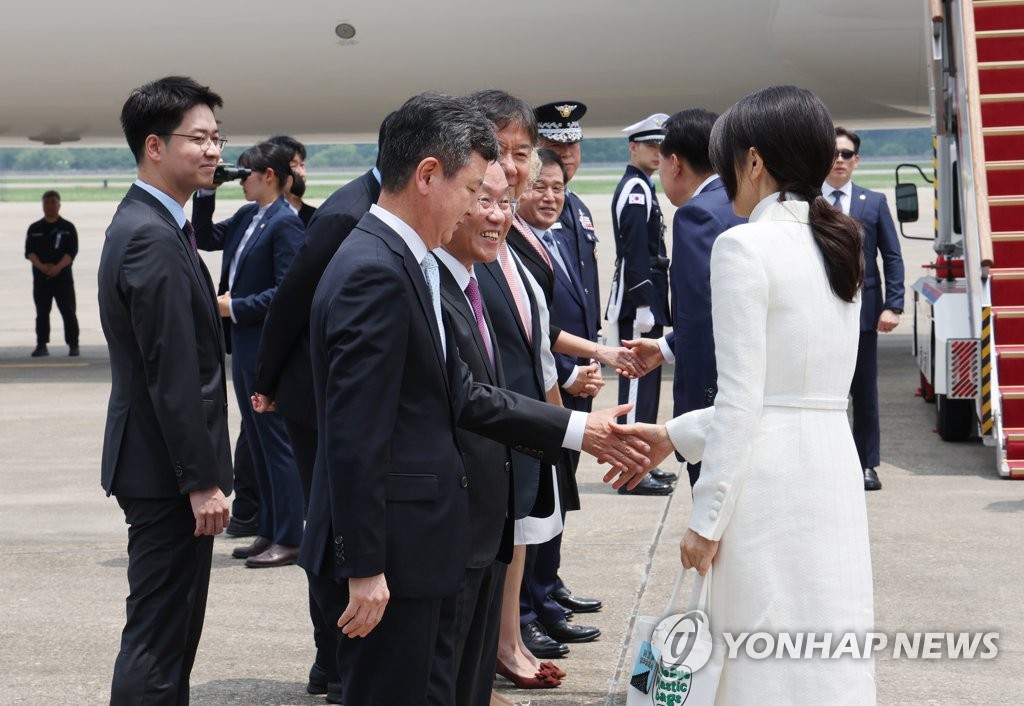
left=653, top=611, right=1000, bottom=669
left=714, top=631, right=1000, bottom=660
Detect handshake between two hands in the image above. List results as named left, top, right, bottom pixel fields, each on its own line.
left=581, top=404, right=676, bottom=490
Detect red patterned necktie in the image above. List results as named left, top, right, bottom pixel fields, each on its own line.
left=497, top=242, right=532, bottom=344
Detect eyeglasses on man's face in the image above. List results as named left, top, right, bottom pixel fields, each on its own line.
left=834, top=149, right=857, bottom=161
left=161, top=133, right=227, bottom=152
left=478, top=195, right=514, bottom=215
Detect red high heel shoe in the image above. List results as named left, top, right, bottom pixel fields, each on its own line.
left=496, top=657, right=561, bottom=688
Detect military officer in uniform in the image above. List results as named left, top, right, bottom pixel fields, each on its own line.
left=606, top=114, right=673, bottom=495
left=535, top=101, right=601, bottom=337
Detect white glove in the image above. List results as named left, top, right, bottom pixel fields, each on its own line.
left=634, top=306, right=655, bottom=334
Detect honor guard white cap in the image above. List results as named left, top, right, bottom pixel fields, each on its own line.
left=623, top=113, right=669, bottom=143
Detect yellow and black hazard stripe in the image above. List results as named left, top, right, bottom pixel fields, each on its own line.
left=982, top=306, right=994, bottom=436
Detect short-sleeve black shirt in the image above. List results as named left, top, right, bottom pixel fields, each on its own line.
left=26, top=217, right=78, bottom=282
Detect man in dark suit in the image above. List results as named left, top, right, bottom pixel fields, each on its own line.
left=301, top=92, right=645, bottom=705
left=251, top=120, right=387, bottom=703
left=98, top=75, right=232, bottom=706
left=825, top=127, right=905, bottom=491
left=430, top=162, right=524, bottom=703
left=647, top=108, right=746, bottom=488
left=193, top=142, right=306, bottom=567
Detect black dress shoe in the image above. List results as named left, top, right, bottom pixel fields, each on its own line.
left=245, top=543, right=299, bottom=568
left=521, top=620, right=569, bottom=658
left=649, top=467, right=678, bottom=483
left=31, top=344, right=48, bottom=357
left=863, top=467, right=882, bottom=491
left=618, top=474, right=674, bottom=496
left=231, top=535, right=270, bottom=559
left=542, top=618, right=600, bottom=643
left=225, top=514, right=259, bottom=537
left=550, top=586, right=602, bottom=614
left=307, top=663, right=329, bottom=694
left=307, top=663, right=343, bottom=702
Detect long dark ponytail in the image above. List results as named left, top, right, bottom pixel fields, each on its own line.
left=709, top=86, right=864, bottom=302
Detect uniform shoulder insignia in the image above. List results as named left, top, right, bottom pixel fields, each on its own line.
left=628, top=193, right=646, bottom=205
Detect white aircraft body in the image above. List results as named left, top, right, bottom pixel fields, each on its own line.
left=0, top=0, right=928, bottom=146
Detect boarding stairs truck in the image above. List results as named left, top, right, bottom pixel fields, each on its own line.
left=900, top=0, right=1024, bottom=477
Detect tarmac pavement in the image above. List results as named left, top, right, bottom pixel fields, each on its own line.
left=0, top=195, right=1020, bottom=704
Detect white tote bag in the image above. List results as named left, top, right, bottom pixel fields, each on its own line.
left=626, top=567, right=725, bottom=706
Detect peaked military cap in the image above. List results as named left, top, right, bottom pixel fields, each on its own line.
left=535, top=101, right=587, bottom=143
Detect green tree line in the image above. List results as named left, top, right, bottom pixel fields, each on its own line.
left=0, top=128, right=931, bottom=173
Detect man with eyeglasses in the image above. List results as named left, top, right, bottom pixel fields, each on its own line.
left=824, top=126, right=905, bottom=491
left=98, top=76, right=232, bottom=705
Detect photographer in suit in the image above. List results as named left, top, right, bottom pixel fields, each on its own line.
left=98, top=75, right=232, bottom=706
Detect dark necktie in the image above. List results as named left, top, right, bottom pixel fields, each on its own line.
left=465, top=276, right=494, bottom=368
left=183, top=220, right=199, bottom=261
left=831, top=189, right=844, bottom=210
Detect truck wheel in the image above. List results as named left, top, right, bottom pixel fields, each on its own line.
left=936, top=394, right=973, bottom=441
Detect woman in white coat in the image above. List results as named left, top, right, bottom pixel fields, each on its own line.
left=611, top=85, right=875, bottom=704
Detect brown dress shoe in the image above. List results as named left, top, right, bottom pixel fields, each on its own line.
left=245, top=544, right=300, bottom=568
left=231, top=536, right=271, bottom=559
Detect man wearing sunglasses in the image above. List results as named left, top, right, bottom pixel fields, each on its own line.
left=824, top=126, right=905, bottom=491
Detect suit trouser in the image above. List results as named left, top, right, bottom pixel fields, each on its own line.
left=33, top=275, right=78, bottom=346
left=230, top=427, right=259, bottom=521
left=617, top=320, right=663, bottom=424
left=111, top=496, right=212, bottom=706
left=308, top=571, right=441, bottom=706
left=282, top=416, right=338, bottom=683
left=232, top=351, right=304, bottom=547
left=428, top=560, right=506, bottom=706
left=851, top=329, right=881, bottom=468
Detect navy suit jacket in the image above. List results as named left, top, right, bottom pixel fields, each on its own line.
left=667, top=178, right=745, bottom=417
left=439, top=263, right=515, bottom=567
left=98, top=185, right=232, bottom=498
left=848, top=182, right=905, bottom=332
left=253, top=170, right=381, bottom=423
left=301, top=212, right=570, bottom=599
left=558, top=190, right=601, bottom=334
left=192, top=195, right=304, bottom=359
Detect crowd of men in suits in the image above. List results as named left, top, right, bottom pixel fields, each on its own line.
left=97, top=75, right=903, bottom=705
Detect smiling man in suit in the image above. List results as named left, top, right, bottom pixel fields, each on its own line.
left=301, top=92, right=647, bottom=705
left=98, top=75, right=232, bottom=706
left=193, top=141, right=306, bottom=566
left=825, top=126, right=905, bottom=491
left=430, top=161, right=518, bottom=704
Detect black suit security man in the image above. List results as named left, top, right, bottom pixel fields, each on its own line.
left=97, top=76, right=232, bottom=706
left=300, top=93, right=647, bottom=705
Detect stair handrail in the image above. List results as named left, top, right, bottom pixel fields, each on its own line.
left=961, top=0, right=994, bottom=270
